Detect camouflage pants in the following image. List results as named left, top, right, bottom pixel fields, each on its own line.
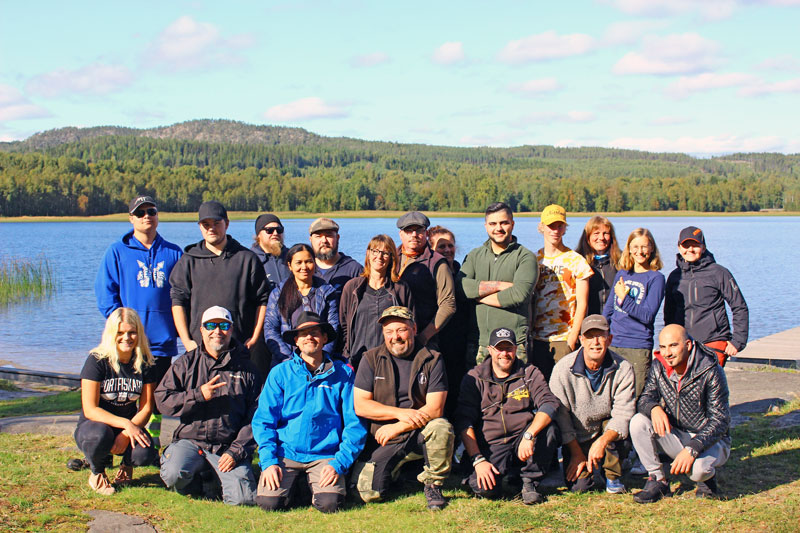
left=351, top=417, right=454, bottom=503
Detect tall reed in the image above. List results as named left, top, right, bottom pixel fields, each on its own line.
left=0, top=257, right=58, bottom=304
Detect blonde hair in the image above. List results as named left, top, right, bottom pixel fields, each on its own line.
left=362, top=234, right=400, bottom=282
left=619, top=228, right=663, bottom=271
left=91, top=308, right=154, bottom=374
left=575, top=216, right=621, bottom=267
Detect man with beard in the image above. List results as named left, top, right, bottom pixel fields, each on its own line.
left=308, top=217, right=363, bottom=298
left=156, top=306, right=260, bottom=505
left=457, top=202, right=538, bottom=366
left=251, top=213, right=290, bottom=294
left=169, top=201, right=269, bottom=354
left=352, top=306, right=454, bottom=510
left=396, top=211, right=456, bottom=348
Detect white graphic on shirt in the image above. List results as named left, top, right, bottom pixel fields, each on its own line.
left=136, top=260, right=166, bottom=288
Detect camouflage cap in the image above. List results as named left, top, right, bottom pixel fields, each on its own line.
left=378, top=305, right=415, bottom=324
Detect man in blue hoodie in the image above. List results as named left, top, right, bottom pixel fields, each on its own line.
left=252, top=310, right=366, bottom=513
left=94, top=195, right=183, bottom=448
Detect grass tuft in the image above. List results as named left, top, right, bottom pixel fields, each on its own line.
left=0, top=390, right=80, bottom=418
left=0, top=256, right=58, bottom=304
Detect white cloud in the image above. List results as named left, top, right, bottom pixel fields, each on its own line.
left=650, top=116, right=692, bottom=125
left=350, top=52, right=390, bottom=68
left=607, top=135, right=800, bottom=155
left=602, top=20, right=667, bottom=45
left=665, top=72, right=756, bottom=98
left=613, top=33, right=720, bottom=75
left=145, top=16, right=254, bottom=70
left=432, top=42, right=465, bottom=65
left=755, top=54, right=800, bottom=72
left=498, top=31, right=596, bottom=64
left=26, top=63, right=134, bottom=98
left=0, top=84, right=50, bottom=121
left=264, top=97, right=348, bottom=122
left=508, top=78, right=563, bottom=96
left=740, top=78, right=800, bottom=96
left=514, top=110, right=597, bottom=126
left=604, top=0, right=738, bottom=20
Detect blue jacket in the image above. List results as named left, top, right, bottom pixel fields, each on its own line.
left=252, top=354, right=366, bottom=474
left=95, top=231, right=182, bottom=357
left=263, top=277, right=340, bottom=367
left=316, top=253, right=363, bottom=297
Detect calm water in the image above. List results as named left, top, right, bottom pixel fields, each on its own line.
left=1, top=216, right=797, bottom=372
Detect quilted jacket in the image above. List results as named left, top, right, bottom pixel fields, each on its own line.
left=637, top=342, right=731, bottom=453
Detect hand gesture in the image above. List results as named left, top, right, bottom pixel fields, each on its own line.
left=375, top=423, right=404, bottom=446
left=110, top=431, right=131, bottom=455
left=565, top=451, right=588, bottom=482
left=586, top=439, right=607, bottom=473
left=121, top=420, right=151, bottom=449
left=614, top=277, right=628, bottom=300
left=651, top=406, right=672, bottom=437
left=201, top=375, right=227, bottom=401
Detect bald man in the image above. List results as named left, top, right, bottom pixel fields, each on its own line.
left=630, top=324, right=731, bottom=503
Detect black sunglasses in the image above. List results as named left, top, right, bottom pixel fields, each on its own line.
left=133, top=207, right=158, bottom=218
left=262, top=226, right=284, bottom=234
left=202, top=321, right=232, bottom=332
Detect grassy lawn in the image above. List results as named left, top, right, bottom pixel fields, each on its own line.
left=0, top=391, right=80, bottom=418
left=0, top=404, right=797, bottom=532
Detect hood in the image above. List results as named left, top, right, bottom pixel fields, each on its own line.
left=120, top=230, right=162, bottom=251
left=675, top=250, right=716, bottom=272
left=184, top=236, right=247, bottom=258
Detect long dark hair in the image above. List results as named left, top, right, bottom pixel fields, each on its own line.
left=278, top=243, right=316, bottom=320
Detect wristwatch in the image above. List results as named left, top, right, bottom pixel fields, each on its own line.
left=523, top=431, right=534, bottom=441
left=684, top=446, right=699, bottom=458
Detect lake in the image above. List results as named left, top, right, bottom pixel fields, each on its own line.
left=1, top=215, right=797, bottom=372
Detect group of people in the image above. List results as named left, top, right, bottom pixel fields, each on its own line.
left=72, top=194, right=748, bottom=513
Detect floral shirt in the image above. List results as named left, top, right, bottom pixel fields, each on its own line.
left=533, top=249, right=593, bottom=342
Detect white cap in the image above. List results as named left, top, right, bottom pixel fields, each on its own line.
left=201, top=306, right=233, bottom=324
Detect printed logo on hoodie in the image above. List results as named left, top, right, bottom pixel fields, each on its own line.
left=137, top=260, right=166, bottom=288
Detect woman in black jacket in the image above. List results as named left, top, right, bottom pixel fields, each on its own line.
left=575, top=216, right=621, bottom=316
left=340, top=234, right=414, bottom=368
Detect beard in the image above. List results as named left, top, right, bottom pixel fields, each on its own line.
left=316, top=245, right=338, bottom=262
left=264, top=240, right=283, bottom=257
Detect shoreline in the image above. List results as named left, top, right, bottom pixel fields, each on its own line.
left=1, top=209, right=798, bottom=223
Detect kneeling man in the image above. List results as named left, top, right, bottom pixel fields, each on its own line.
left=252, top=310, right=366, bottom=513
left=155, top=306, right=260, bottom=505
left=631, top=324, right=730, bottom=503
left=455, top=327, right=560, bottom=504
left=352, top=306, right=455, bottom=510
left=549, top=315, right=635, bottom=494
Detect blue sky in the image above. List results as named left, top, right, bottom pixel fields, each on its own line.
left=2, top=0, right=800, bottom=155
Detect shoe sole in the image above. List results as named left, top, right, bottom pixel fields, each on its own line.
left=606, top=487, right=626, bottom=494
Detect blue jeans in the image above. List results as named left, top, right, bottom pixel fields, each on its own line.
left=160, top=439, right=256, bottom=506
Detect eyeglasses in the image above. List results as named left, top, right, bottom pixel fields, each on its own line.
left=369, top=248, right=391, bottom=259
left=262, top=226, right=284, bottom=234
left=202, top=321, right=232, bottom=331
left=133, top=207, right=158, bottom=218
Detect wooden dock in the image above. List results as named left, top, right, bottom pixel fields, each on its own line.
left=732, top=326, right=800, bottom=369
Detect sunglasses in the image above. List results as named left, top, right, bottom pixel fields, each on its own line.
left=262, top=226, right=284, bottom=234
left=202, top=321, right=232, bottom=332
left=132, top=207, right=158, bottom=218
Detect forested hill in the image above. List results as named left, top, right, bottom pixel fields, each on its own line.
left=0, top=119, right=798, bottom=216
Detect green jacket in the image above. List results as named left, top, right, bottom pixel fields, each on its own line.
left=457, top=237, right=538, bottom=346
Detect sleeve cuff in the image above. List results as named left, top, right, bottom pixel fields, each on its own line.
left=688, top=439, right=704, bottom=454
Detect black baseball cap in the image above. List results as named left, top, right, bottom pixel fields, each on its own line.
left=488, top=327, right=517, bottom=347
left=678, top=226, right=705, bottom=246
left=128, top=195, right=156, bottom=214
left=198, top=201, right=228, bottom=222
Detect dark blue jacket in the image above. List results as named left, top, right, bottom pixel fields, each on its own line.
left=263, top=277, right=340, bottom=367
left=316, top=253, right=363, bottom=297
left=250, top=243, right=290, bottom=294
left=602, top=269, right=665, bottom=350
left=95, top=231, right=182, bottom=357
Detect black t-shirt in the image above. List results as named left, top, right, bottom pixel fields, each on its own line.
left=354, top=350, right=448, bottom=409
left=351, top=286, right=393, bottom=364
left=79, top=353, right=156, bottom=422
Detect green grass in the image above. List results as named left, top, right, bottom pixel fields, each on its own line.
left=0, top=390, right=80, bottom=418
left=0, top=256, right=57, bottom=304
left=0, top=379, right=21, bottom=392
left=0, top=407, right=797, bottom=532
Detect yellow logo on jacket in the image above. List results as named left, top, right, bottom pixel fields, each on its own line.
left=507, top=386, right=530, bottom=401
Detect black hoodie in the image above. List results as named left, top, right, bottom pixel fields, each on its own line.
left=170, top=237, right=269, bottom=344
left=664, top=250, right=749, bottom=351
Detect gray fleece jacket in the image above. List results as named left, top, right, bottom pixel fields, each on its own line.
left=549, top=348, right=636, bottom=444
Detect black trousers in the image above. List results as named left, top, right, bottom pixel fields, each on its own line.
left=468, top=422, right=559, bottom=498
left=74, top=420, right=157, bottom=474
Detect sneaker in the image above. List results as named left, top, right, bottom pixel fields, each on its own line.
left=423, top=483, right=446, bottom=510
left=605, top=478, right=626, bottom=494
left=66, top=458, right=89, bottom=471
left=630, top=458, right=648, bottom=476
left=695, top=476, right=719, bottom=499
left=570, top=476, right=595, bottom=493
left=521, top=480, right=547, bottom=505
left=88, top=472, right=115, bottom=496
left=633, top=476, right=671, bottom=504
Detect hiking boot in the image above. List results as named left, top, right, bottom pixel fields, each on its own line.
left=66, top=458, right=89, bottom=471
left=570, top=475, right=595, bottom=493
left=605, top=477, right=626, bottom=494
left=424, top=483, right=446, bottom=510
left=633, top=476, right=671, bottom=504
left=521, top=480, right=546, bottom=505
left=695, top=476, right=719, bottom=499
left=88, top=472, right=115, bottom=496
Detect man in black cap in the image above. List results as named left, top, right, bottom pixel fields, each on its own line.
left=252, top=213, right=291, bottom=294
left=308, top=217, right=362, bottom=297
left=664, top=226, right=748, bottom=367
left=396, top=211, right=455, bottom=347
left=455, top=327, right=560, bottom=505
left=169, top=201, right=269, bottom=353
